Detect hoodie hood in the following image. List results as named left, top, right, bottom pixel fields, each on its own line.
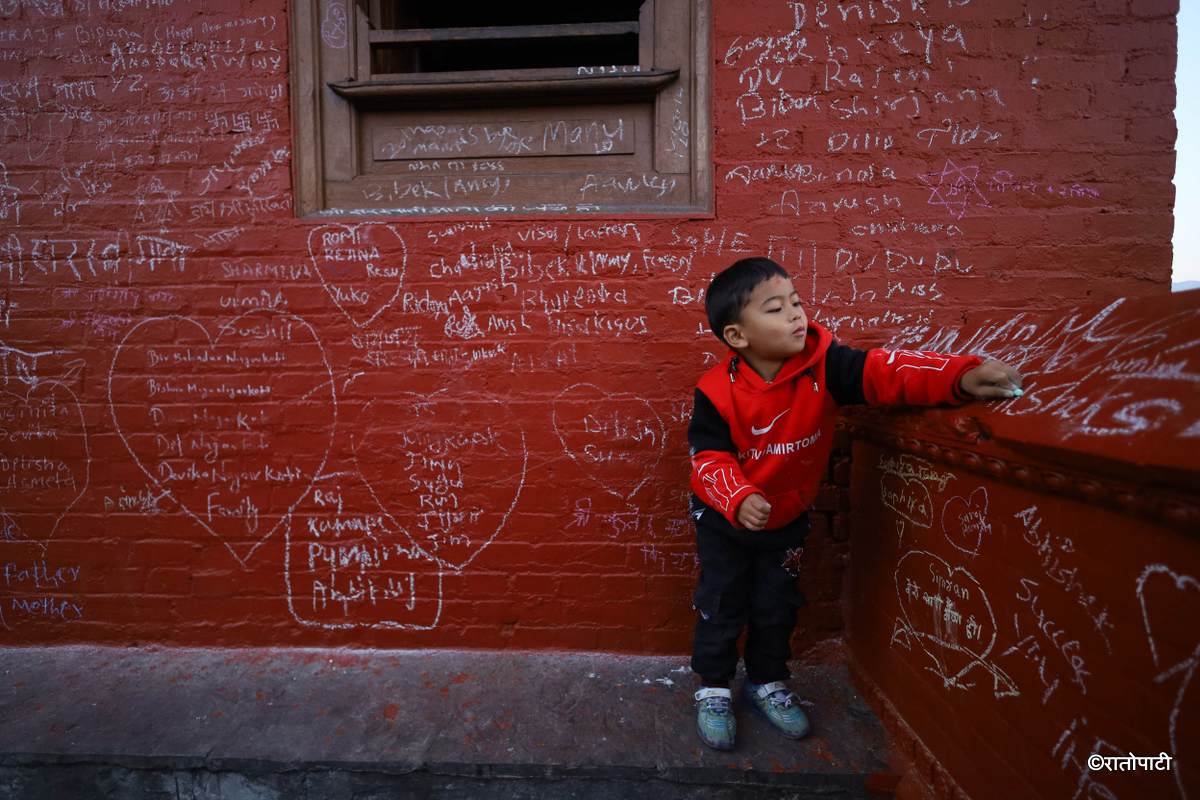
left=725, top=321, right=834, bottom=391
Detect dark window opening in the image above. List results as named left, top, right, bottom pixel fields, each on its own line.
left=372, top=35, right=640, bottom=75
left=377, top=1, right=645, bottom=30
left=370, top=1, right=645, bottom=75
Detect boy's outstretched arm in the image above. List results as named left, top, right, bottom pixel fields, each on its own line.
left=957, top=359, right=1024, bottom=400
left=825, top=342, right=1023, bottom=406
left=825, top=342, right=989, bottom=407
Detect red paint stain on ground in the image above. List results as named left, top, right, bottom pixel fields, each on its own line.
left=812, top=740, right=838, bottom=766
left=325, top=654, right=362, bottom=668
left=224, top=652, right=270, bottom=667
left=383, top=703, right=400, bottom=722
left=451, top=672, right=471, bottom=684
left=255, top=691, right=266, bottom=701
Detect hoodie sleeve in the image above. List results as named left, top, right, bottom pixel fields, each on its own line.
left=687, top=388, right=760, bottom=526
left=825, top=343, right=982, bottom=407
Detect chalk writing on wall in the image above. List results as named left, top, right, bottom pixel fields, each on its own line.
left=1, top=557, right=84, bottom=627
left=878, top=453, right=953, bottom=537
left=861, top=419, right=1198, bottom=799
left=0, top=0, right=1180, bottom=711
left=889, top=299, right=1200, bottom=442
left=941, top=486, right=989, bottom=557
left=0, top=380, right=88, bottom=548
left=284, top=475, right=442, bottom=630
left=308, top=223, right=408, bottom=329
left=893, top=547, right=1017, bottom=699
left=552, top=382, right=666, bottom=502
left=354, top=390, right=527, bottom=571
left=108, top=310, right=337, bottom=568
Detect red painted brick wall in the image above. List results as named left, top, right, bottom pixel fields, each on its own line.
left=0, top=0, right=1175, bottom=653
left=844, top=291, right=1199, bottom=799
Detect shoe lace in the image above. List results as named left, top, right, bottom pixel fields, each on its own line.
left=766, top=689, right=797, bottom=710
left=702, top=696, right=731, bottom=715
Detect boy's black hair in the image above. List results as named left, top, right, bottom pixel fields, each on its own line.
left=705, top=257, right=789, bottom=347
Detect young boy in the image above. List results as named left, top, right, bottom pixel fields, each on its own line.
left=687, top=257, right=1022, bottom=750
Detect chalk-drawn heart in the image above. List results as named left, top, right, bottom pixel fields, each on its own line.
left=108, top=310, right=336, bottom=568
left=354, top=391, right=526, bottom=571
left=941, top=486, right=990, bottom=555
left=1176, top=674, right=1199, bottom=796
left=1138, top=565, right=1200, bottom=674
left=895, top=550, right=996, bottom=688
left=285, top=474, right=442, bottom=630
left=552, top=383, right=666, bottom=501
left=880, top=473, right=933, bottom=528
left=308, top=223, right=407, bottom=328
left=1136, top=565, right=1200, bottom=795
left=0, top=381, right=89, bottom=547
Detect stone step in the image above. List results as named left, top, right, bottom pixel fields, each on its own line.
left=0, top=646, right=895, bottom=799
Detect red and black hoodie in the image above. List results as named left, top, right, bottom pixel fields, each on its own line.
left=687, top=321, right=982, bottom=547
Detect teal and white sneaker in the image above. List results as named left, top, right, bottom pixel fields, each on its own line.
left=742, top=680, right=811, bottom=739
left=694, top=687, right=736, bottom=750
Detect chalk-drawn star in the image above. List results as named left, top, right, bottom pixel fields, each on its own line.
left=134, top=177, right=181, bottom=232
left=918, top=159, right=990, bottom=220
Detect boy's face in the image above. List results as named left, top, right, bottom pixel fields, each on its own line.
left=722, top=275, right=809, bottom=364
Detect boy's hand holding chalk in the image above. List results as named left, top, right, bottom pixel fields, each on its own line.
left=959, top=359, right=1025, bottom=400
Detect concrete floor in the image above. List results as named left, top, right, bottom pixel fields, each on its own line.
left=0, top=645, right=894, bottom=798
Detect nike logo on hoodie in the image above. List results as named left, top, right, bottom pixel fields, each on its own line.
left=751, top=408, right=789, bottom=436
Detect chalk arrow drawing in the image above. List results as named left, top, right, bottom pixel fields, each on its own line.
left=893, top=549, right=1018, bottom=700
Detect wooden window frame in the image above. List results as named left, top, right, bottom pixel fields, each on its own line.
left=289, top=0, right=711, bottom=218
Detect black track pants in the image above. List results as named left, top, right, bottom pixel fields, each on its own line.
left=689, top=516, right=808, bottom=686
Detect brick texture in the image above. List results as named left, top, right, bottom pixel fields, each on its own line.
left=0, top=1, right=1175, bottom=655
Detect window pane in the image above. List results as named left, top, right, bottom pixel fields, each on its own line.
left=372, top=33, right=640, bottom=74
left=379, top=0, right=645, bottom=29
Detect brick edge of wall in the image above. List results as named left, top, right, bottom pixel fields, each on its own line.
left=846, top=656, right=971, bottom=800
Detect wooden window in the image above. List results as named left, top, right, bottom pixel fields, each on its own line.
left=290, top=0, right=710, bottom=217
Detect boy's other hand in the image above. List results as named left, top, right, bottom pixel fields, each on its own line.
left=960, top=359, right=1024, bottom=400
left=737, top=493, right=772, bottom=531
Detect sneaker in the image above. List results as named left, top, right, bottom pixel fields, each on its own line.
left=694, top=687, right=736, bottom=750
left=742, top=680, right=811, bottom=739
